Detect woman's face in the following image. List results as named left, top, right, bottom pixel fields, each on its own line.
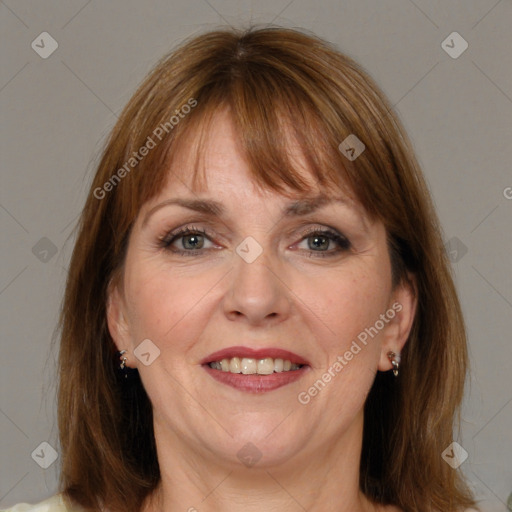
left=108, top=108, right=415, bottom=470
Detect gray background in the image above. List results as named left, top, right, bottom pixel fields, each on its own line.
left=1, top=0, right=511, bottom=509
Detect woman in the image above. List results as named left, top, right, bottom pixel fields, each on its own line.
left=6, top=27, right=477, bottom=512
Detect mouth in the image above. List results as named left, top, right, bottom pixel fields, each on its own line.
left=201, top=346, right=310, bottom=393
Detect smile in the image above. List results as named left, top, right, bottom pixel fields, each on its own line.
left=209, top=357, right=302, bottom=374
left=202, top=346, right=310, bottom=392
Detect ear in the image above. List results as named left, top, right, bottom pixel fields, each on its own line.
left=377, top=273, right=418, bottom=372
left=106, top=279, right=133, bottom=363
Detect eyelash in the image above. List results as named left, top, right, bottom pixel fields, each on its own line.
left=158, top=224, right=351, bottom=258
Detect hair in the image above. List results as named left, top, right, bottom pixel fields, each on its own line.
left=57, top=26, right=476, bottom=512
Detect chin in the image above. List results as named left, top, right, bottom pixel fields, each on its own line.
left=202, top=416, right=309, bottom=469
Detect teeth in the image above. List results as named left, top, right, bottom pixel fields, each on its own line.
left=257, top=357, right=274, bottom=375
left=209, top=357, right=302, bottom=374
left=241, top=358, right=256, bottom=374
left=229, top=357, right=241, bottom=373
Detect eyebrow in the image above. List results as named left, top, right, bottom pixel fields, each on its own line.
left=142, top=194, right=352, bottom=228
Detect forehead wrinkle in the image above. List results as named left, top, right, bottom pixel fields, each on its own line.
left=283, top=194, right=346, bottom=216
left=141, top=192, right=371, bottom=233
left=287, top=194, right=373, bottom=235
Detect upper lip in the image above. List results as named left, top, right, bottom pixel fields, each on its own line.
left=201, top=346, right=310, bottom=366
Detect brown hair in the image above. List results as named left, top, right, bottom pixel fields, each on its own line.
left=58, top=26, right=476, bottom=511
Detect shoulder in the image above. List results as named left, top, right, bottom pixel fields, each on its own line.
left=0, top=494, right=84, bottom=512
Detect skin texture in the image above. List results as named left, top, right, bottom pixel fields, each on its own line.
left=107, top=109, right=416, bottom=512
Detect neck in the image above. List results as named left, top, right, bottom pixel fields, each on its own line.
left=142, top=411, right=381, bottom=512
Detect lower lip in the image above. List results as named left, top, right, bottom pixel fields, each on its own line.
left=203, top=365, right=310, bottom=393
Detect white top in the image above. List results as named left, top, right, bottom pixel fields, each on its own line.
left=1, top=494, right=83, bottom=512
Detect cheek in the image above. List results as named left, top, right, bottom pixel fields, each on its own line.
left=294, top=272, right=390, bottom=425
left=124, top=269, right=173, bottom=339
left=304, top=275, right=390, bottom=407
left=123, top=258, right=221, bottom=350
left=303, top=269, right=391, bottom=356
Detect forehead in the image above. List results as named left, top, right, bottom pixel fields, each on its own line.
left=141, top=110, right=372, bottom=232
left=161, top=107, right=345, bottom=200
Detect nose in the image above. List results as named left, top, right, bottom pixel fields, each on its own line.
left=222, top=246, right=291, bottom=327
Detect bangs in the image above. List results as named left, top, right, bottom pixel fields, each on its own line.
left=142, top=59, right=368, bottom=213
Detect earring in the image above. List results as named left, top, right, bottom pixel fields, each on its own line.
left=387, top=351, right=401, bottom=377
left=116, top=349, right=138, bottom=381
left=119, top=349, right=128, bottom=370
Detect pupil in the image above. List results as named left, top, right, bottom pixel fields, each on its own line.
left=310, top=235, right=328, bottom=251
left=184, top=234, right=203, bottom=250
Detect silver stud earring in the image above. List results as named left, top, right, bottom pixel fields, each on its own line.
left=387, top=351, right=400, bottom=377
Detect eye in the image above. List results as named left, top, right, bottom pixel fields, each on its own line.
left=158, top=224, right=351, bottom=258
left=295, top=228, right=351, bottom=257
left=159, top=225, right=218, bottom=255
